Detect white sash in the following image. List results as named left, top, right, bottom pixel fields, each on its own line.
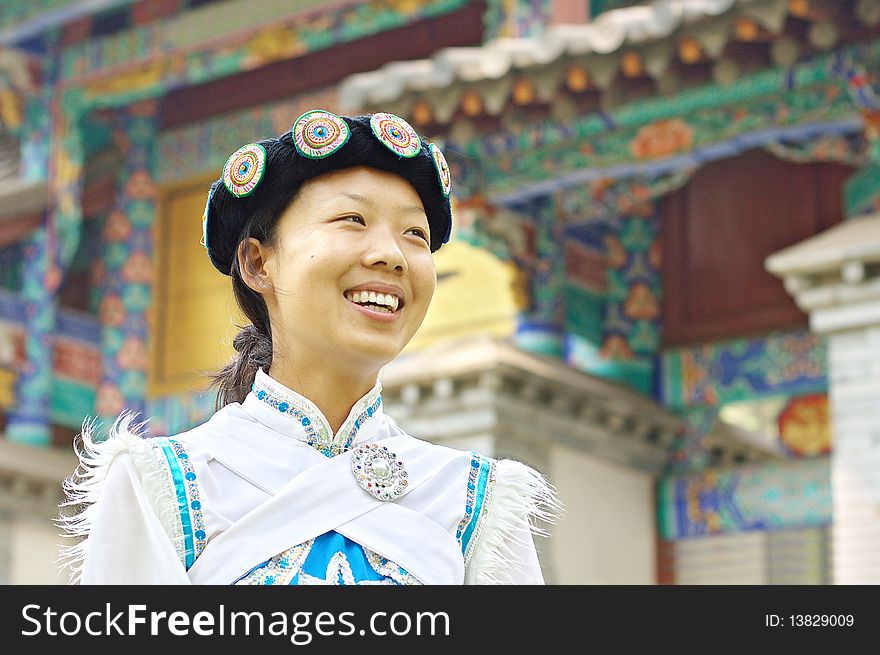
left=187, top=435, right=464, bottom=585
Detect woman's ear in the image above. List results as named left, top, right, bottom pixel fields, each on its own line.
left=237, top=237, right=274, bottom=294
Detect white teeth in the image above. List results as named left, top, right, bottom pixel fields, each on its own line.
left=346, top=290, right=400, bottom=311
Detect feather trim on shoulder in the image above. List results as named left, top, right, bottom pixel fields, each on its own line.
left=465, top=458, right=563, bottom=584
left=56, top=411, right=185, bottom=584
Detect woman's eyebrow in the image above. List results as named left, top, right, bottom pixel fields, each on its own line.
left=333, top=192, right=426, bottom=216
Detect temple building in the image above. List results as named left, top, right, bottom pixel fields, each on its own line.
left=0, top=0, right=878, bottom=584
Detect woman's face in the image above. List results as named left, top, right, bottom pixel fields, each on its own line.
left=255, top=166, right=437, bottom=376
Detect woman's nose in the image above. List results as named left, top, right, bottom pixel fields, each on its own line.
left=362, top=227, right=407, bottom=272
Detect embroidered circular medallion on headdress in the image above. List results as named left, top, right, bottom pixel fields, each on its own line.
left=370, top=112, right=421, bottom=158
left=292, top=110, right=350, bottom=159
left=429, top=143, right=451, bottom=198
left=223, top=143, right=266, bottom=197
left=351, top=443, right=409, bottom=502
left=200, top=185, right=215, bottom=250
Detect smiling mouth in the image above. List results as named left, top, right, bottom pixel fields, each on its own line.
left=343, top=290, right=402, bottom=314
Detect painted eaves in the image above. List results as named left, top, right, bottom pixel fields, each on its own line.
left=339, top=0, right=765, bottom=115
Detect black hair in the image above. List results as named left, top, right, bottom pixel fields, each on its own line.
left=206, top=163, right=300, bottom=409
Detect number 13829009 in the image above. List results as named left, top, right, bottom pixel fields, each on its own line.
left=789, top=615, right=854, bottom=627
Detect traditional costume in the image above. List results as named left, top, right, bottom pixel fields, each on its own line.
left=61, top=369, right=556, bottom=584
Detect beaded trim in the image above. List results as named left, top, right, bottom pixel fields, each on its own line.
left=251, top=374, right=382, bottom=458
left=235, top=541, right=313, bottom=585
left=339, top=394, right=382, bottom=454
left=456, top=453, right=496, bottom=564
left=155, top=438, right=208, bottom=569
left=336, top=395, right=382, bottom=455
left=365, top=549, right=422, bottom=585
left=429, top=143, right=451, bottom=198
left=464, top=460, right=496, bottom=565
left=456, top=454, right=481, bottom=546
left=305, top=552, right=359, bottom=585
left=370, top=112, right=421, bottom=158
left=200, top=185, right=214, bottom=250
left=253, top=384, right=324, bottom=445
left=223, top=143, right=266, bottom=197
left=150, top=441, right=186, bottom=566
left=170, top=439, right=208, bottom=562
left=292, top=110, right=350, bottom=159
left=234, top=538, right=420, bottom=585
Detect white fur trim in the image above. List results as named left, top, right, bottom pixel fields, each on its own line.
left=465, top=458, right=562, bottom=584
left=56, top=411, right=185, bottom=584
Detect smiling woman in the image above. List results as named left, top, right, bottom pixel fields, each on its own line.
left=245, top=167, right=438, bottom=423
left=59, top=110, right=559, bottom=586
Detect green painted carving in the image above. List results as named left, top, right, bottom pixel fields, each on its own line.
left=563, top=282, right=603, bottom=345
left=844, top=161, right=880, bottom=217
left=458, top=40, right=880, bottom=200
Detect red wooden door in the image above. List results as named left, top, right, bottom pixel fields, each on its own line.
left=662, top=150, right=853, bottom=346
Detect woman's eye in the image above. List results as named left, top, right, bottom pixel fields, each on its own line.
left=339, top=215, right=365, bottom=225
left=408, top=227, right=430, bottom=243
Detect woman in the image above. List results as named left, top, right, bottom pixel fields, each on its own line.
left=60, top=111, right=558, bottom=585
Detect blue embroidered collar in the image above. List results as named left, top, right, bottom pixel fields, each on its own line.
left=245, top=368, right=383, bottom=457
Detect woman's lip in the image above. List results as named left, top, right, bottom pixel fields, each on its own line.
left=345, top=283, right=406, bottom=307
left=345, top=297, right=400, bottom=322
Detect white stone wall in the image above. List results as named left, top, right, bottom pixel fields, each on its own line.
left=6, top=513, right=69, bottom=584
left=548, top=443, right=656, bottom=584
left=670, top=528, right=830, bottom=584
left=828, top=325, right=880, bottom=583
left=674, top=532, right=769, bottom=584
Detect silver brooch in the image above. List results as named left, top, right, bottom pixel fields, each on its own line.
left=351, top=443, right=408, bottom=501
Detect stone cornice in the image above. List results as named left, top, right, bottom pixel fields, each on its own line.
left=766, top=213, right=880, bottom=333
left=702, top=420, right=787, bottom=468
left=380, top=335, right=682, bottom=473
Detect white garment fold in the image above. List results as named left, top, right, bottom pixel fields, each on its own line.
left=188, top=435, right=464, bottom=585
left=80, top=453, right=191, bottom=584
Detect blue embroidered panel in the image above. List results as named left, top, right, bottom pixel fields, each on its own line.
left=235, top=531, right=420, bottom=585
left=156, top=438, right=206, bottom=570
left=456, top=453, right=494, bottom=559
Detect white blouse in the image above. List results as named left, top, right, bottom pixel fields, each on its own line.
left=60, top=368, right=557, bottom=585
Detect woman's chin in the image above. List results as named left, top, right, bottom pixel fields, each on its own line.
left=335, top=338, right=404, bottom=370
